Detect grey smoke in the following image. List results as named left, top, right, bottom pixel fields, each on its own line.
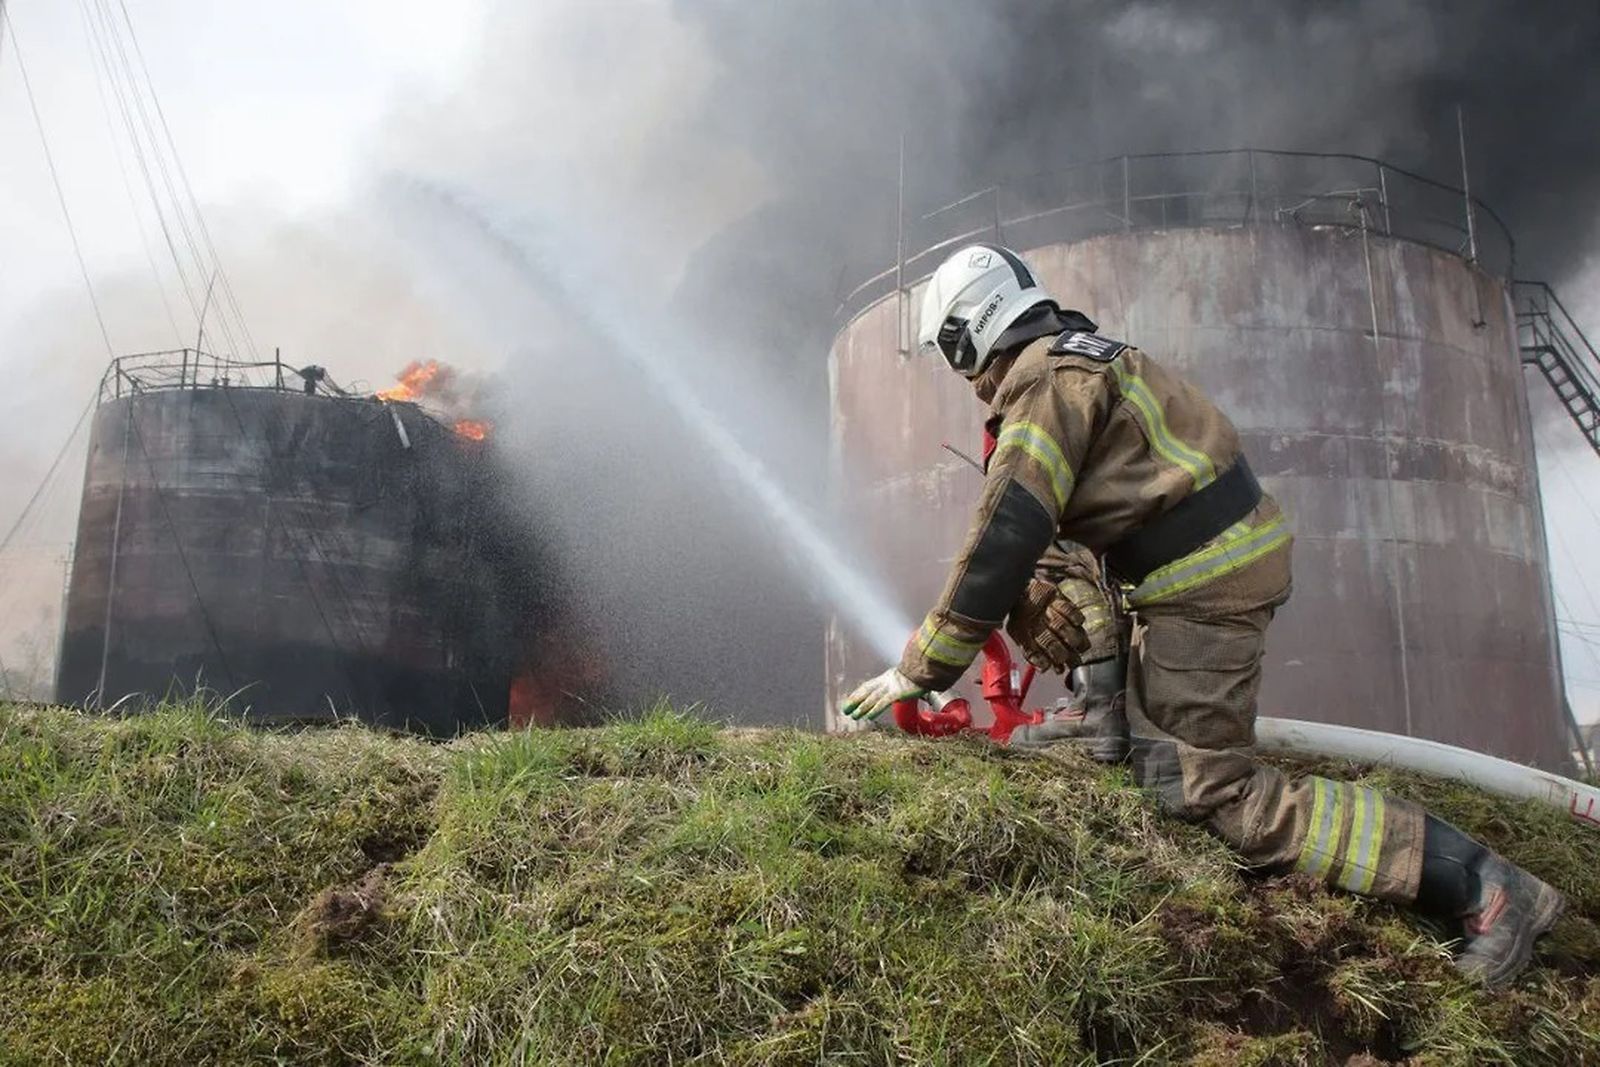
left=674, top=0, right=1600, bottom=361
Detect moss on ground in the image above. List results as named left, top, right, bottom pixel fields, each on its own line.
left=0, top=701, right=1596, bottom=1065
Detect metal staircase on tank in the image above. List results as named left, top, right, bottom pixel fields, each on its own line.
left=1517, top=281, right=1600, bottom=458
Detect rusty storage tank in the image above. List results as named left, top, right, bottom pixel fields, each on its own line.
left=55, top=352, right=546, bottom=734
left=827, top=150, right=1570, bottom=769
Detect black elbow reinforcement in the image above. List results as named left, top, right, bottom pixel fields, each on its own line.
left=950, top=480, right=1057, bottom=622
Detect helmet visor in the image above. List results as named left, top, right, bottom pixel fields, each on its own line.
left=926, top=313, right=978, bottom=375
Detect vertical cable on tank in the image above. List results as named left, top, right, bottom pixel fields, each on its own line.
left=95, top=405, right=132, bottom=706
left=1356, top=195, right=1415, bottom=737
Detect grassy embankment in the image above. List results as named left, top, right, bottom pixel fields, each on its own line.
left=0, top=700, right=1597, bottom=1065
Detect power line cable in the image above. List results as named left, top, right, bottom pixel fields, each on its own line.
left=78, top=0, right=203, bottom=329
left=74, top=0, right=183, bottom=347
left=87, top=0, right=244, bottom=360
left=1546, top=435, right=1600, bottom=531
left=84, top=6, right=246, bottom=373
left=98, top=0, right=252, bottom=358
left=5, top=8, right=116, bottom=360
left=0, top=393, right=97, bottom=562
left=1553, top=585, right=1600, bottom=684
left=1548, top=523, right=1600, bottom=634
left=1541, top=453, right=1600, bottom=633
left=113, top=0, right=260, bottom=361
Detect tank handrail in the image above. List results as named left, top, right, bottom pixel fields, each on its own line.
left=97, top=349, right=303, bottom=404
left=927, top=147, right=1515, bottom=243
left=839, top=147, right=1517, bottom=325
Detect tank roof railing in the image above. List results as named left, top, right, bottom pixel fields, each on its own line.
left=835, top=148, right=1515, bottom=326
left=97, top=349, right=350, bottom=405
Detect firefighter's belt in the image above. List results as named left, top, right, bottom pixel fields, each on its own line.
left=1105, top=457, right=1262, bottom=585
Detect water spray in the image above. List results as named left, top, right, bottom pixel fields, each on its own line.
left=381, top=176, right=917, bottom=670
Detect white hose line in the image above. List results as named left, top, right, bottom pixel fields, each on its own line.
left=1256, top=717, right=1600, bottom=835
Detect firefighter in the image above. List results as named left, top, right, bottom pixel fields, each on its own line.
left=842, top=243, right=1565, bottom=987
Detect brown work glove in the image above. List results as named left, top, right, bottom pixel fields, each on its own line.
left=1006, top=577, right=1091, bottom=673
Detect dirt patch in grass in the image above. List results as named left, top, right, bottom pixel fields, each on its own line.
left=298, top=864, right=391, bottom=954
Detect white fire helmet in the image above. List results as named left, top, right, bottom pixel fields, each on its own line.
left=917, top=244, right=1054, bottom=378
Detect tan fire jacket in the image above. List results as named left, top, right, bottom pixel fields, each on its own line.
left=899, top=330, right=1291, bottom=691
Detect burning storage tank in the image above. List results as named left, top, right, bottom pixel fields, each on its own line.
left=828, top=150, right=1570, bottom=769
left=55, top=352, right=550, bottom=734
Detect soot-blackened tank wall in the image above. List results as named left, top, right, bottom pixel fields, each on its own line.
left=828, top=225, right=1568, bottom=769
left=56, top=387, right=540, bottom=734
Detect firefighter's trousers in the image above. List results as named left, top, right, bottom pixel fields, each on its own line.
left=1125, top=545, right=1426, bottom=903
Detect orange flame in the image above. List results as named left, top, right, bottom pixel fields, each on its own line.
left=376, top=360, right=442, bottom=402
left=454, top=419, right=491, bottom=441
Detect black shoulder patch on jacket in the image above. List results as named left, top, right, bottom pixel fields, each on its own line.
left=949, top=479, right=1057, bottom=623
left=1049, top=331, right=1127, bottom=362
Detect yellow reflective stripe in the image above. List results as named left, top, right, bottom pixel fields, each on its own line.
left=1337, top=788, right=1386, bottom=894
left=1293, top=778, right=1320, bottom=874
left=916, top=618, right=982, bottom=668
left=1080, top=606, right=1112, bottom=633
left=1127, top=514, right=1291, bottom=606
left=1364, top=794, right=1387, bottom=895
left=994, top=422, right=1074, bottom=512
left=1337, top=788, right=1370, bottom=892
left=1295, top=778, right=1343, bottom=879
left=1111, top=363, right=1216, bottom=488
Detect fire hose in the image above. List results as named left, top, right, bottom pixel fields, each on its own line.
left=892, top=634, right=1600, bottom=835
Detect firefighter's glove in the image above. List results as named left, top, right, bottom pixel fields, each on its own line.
left=1006, top=577, right=1091, bottom=673
left=842, top=667, right=925, bottom=722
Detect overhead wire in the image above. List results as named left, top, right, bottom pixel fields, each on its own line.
left=1546, top=431, right=1600, bottom=531
left=77, top=0, right=204, bottom=332
left=0, top=390, right=96, bottom=700
left=112, top=0, right=261, bottom=361
left=4, top=7, right=117, bottom=360
left=1553, top=584, right=1600, bottom=731
left=88, top=0, right=222, bottom=343
left=0, top=393, right=97, bottom=562
left=74, top=0, right=183, bottom=347
left=85, top=0, right=247, bottom=360
left=1527, top=401, right=1600, bottom=729
left=89, top=0, right=254, bottom=361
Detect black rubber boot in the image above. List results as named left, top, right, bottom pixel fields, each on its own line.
left=1009, top=656, right=1129, bottom=762
left=1415, top=815, right=1565, bottom=988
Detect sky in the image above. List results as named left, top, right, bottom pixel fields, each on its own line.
left=1, top=0, right=1599, bottom=732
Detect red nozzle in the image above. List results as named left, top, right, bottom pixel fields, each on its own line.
left=887, top=631, right=1044, bottom=742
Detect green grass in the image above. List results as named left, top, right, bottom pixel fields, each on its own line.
left=0, top=700, right=1596, bottom=1066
